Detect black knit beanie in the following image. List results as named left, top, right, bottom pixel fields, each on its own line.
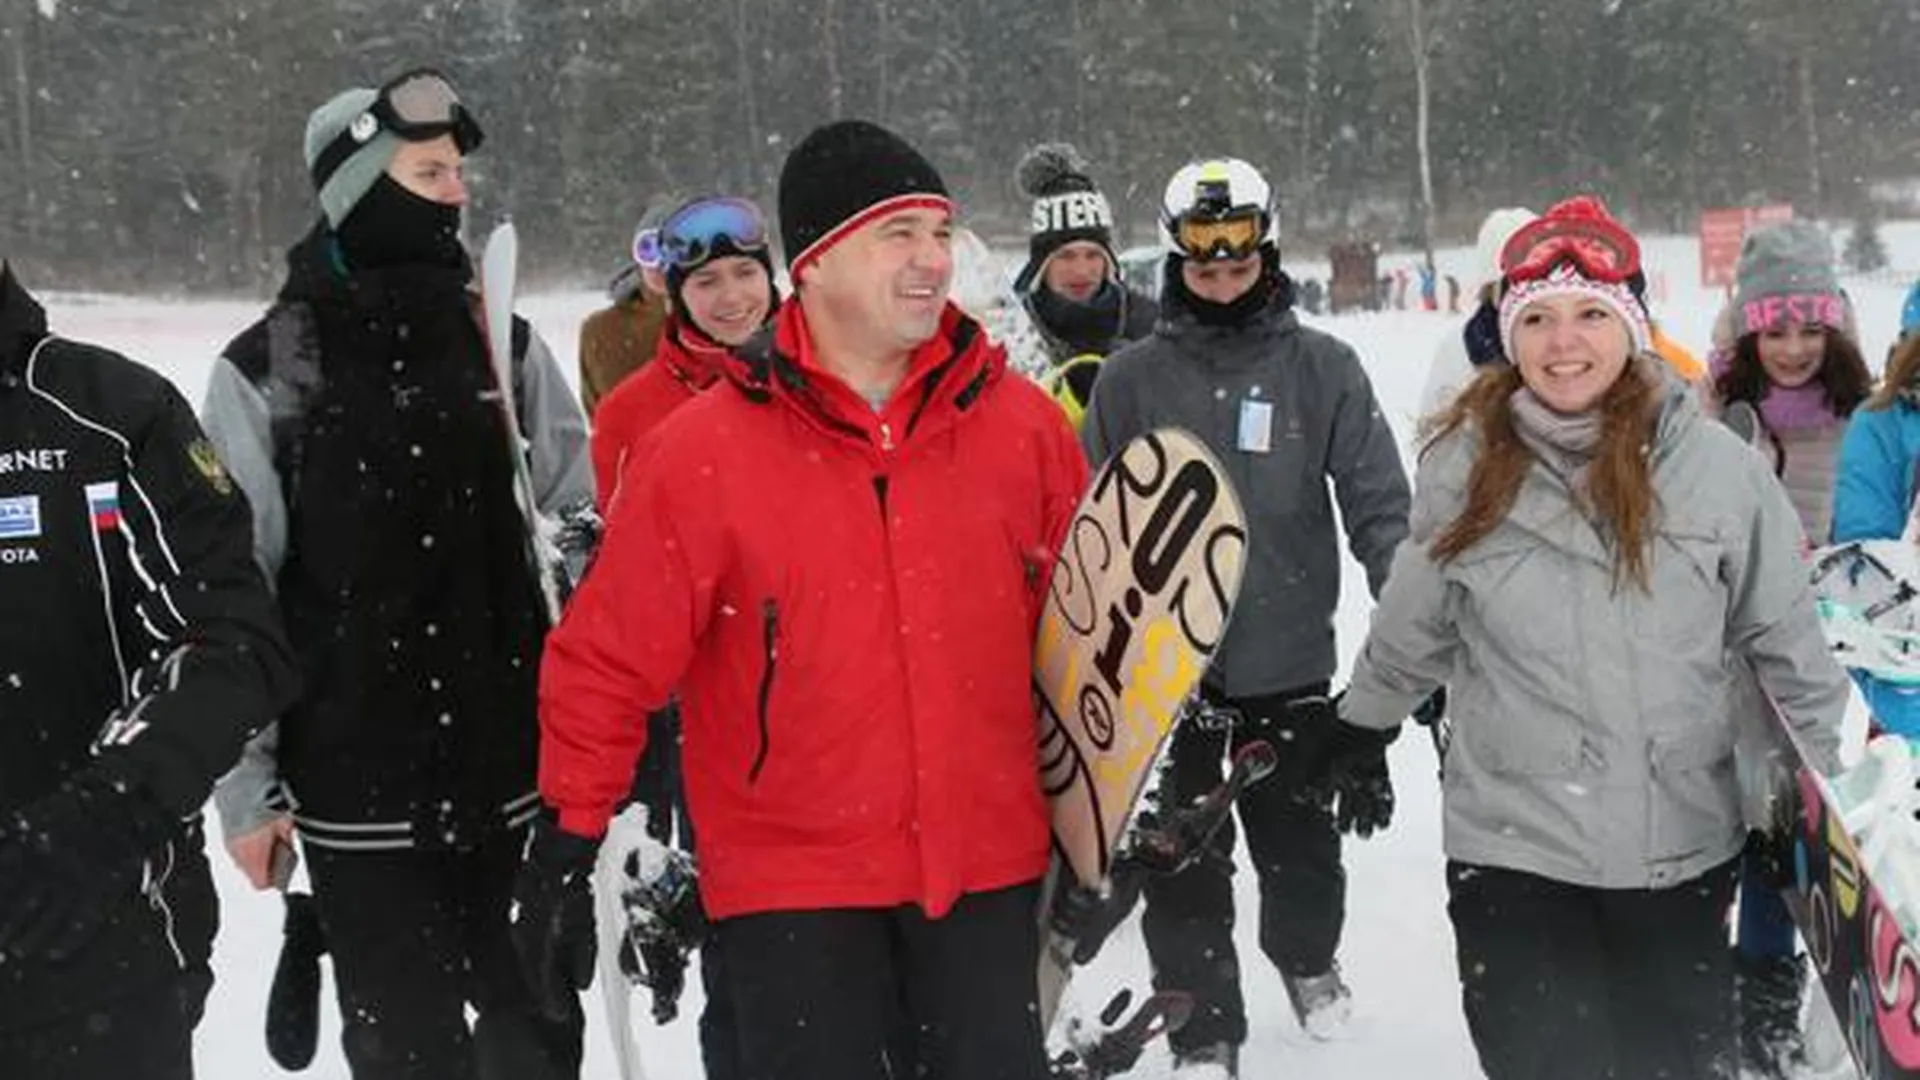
left=778, top=119, right=951, bottom=274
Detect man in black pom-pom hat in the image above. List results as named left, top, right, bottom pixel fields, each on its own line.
left=1003, top=143, right=1157, bottom=428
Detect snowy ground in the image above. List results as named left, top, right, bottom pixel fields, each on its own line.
left=35, top=224, right=1919, bottom=1079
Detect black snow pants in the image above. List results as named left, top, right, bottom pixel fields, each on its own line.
left=0, top=972, right=205, bottom=1080
left=1448, top=857, right=1740, bottom=1080
left=305, top=833, right=583, bottom=1080
left=1140, top=681, right=1344, bottom=1053
left=718, top=881, right=1050, bottom=1080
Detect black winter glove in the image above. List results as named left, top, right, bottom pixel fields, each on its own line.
left=512, top=817, right=600, bottom=1022
left=1049, top=862, right=1147, bottom=966
left=266, top=891, right=327, bottom=1071
left=0, top=768, right=179, bottom=962
left=1411, top=688, right=1447, bottom=728
left=1330, top=728, right=1398, bottom=839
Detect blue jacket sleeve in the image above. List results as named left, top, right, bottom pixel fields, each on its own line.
left=1832, top=405, right=1917, bottom=544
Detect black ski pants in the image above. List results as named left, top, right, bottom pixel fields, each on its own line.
left=0, top=970, right=206, bottom=1080
left=1141, top=681, right=1343, bottom=1052
left=306, top=833, right=583, bottom=1080
left=717, top=881, right=1049, bottom=1080
left=1448, top=857, right=1739, bottom=1080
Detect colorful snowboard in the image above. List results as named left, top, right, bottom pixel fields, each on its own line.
left=1751, top=703, right=1920, bottom=1079
left=1035, top=427, right=1247, bottom=1031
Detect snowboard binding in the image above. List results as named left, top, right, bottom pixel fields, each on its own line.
left=612, top=844, right=707, bottom=1024
left=1050, top=988, right=1195, bottom=1080
left=1812, top=541, right=1920, bottom=682
left=1049, top=740, right=1279, bottom=965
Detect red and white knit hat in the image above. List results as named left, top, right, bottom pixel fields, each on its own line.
left=1498, top=263, right=1651, bottom=357
left=1496, top=197, right=1651, bottom=358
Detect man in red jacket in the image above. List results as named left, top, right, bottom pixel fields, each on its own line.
left=514, top=120, right=1087, bottom=1080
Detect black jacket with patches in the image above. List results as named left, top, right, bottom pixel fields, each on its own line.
left=0, top=266, right=298, bottom=1027
left=202, top=228, right=594, bottom=852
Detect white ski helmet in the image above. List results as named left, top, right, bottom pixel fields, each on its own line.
left=1160, top=158, right=1275, bottom=262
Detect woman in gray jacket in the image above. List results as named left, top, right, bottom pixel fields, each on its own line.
left=1334, top=197, right=1850, bottom=1080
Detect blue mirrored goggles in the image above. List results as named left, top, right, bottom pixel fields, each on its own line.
left=658, top=197, right=770, bottom=271
left=631, top=227, right=664, bottom=271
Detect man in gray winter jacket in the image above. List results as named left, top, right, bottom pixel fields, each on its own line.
left=1081, top=157, right=1410, bottom=1075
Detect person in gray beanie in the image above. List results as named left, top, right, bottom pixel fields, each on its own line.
left=577, top=196, right=679, bottom=418
left=1709, top=219, right=1871, bottom=1079
left=199, top=68, right=593, bottom=1080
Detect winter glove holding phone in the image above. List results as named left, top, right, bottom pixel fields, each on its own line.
left=0, top=767, right=178, bottom=961
left=512, top=815, right=600, bottom=1021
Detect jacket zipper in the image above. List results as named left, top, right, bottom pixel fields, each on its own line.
left=748, top=599, right=780, bottom=784
left=146, top=841, right=186, bottom=968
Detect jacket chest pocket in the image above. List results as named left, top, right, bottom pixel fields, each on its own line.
left=1449, top=538, right=1574, bottom=670
left=1639, top=530, right=1726, bottom=644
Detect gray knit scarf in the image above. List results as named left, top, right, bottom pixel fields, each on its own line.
left=1509, top=386, right=1604, bottom=494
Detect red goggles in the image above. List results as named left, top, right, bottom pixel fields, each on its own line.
left=1499, top=214, right=1640, bottom=285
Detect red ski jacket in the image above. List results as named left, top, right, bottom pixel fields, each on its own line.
left=540, top=301, right=1088, bottom=919
left=588, top=319, right=726, bottom=509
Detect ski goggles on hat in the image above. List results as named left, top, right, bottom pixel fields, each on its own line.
left=659, top=197, right=770, bottom=270
left=371, top=69, right=483, bottom=146
left=1172, top=214, right=1264, bottom=262
left=631, top=228, right=665, bottom=271
left=1499, top=214, right=1640, bottom=285
left=312, top=68, right=483, bottom=187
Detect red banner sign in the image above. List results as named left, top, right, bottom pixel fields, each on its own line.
left=1700, top=204, right=1795, bottom=288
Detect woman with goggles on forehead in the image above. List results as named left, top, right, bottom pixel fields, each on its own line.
left=590, top=195, right=779, bottom=508
left=1324, top=196, right=1848, bottom=1080
left=1079, top=157, right=1412, bottom=1076
left=201, top=69, right=593, bottom=1080
left=581, top=201, right=775, bottom=1080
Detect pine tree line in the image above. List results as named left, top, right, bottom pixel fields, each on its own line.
left=1, top=0, right=1913, bottom=293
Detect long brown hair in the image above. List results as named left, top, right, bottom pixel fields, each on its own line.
left=1423, top=359, right=1661, bottom=590
left=1868, top=335, right=1920, bottom=411
left=1715, top=329, right=1872, bottom=419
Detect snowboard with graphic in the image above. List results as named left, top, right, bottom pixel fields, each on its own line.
left=1034, top=426, right=1248, bottom=1032
left=1749, top=699, right=1920, bottom=1079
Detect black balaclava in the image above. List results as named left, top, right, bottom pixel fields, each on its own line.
left=1165, top=244, right=1286, bottom=328
left=335, top=175, right=467, bottom=272
left=1030, top=277, right=1126, bottom=356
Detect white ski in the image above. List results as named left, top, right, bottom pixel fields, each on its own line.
left=478, top=221, right=564, bottom=625
left=592, top=805, right=655, bottom=1080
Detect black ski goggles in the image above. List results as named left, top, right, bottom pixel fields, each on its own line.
left=311, top=69, right=485, bottom=188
